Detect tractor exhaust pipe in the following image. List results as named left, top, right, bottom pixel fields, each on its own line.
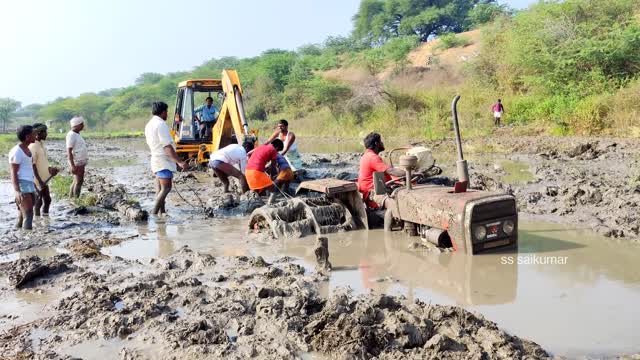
left=452, top=95, right=469, bottom=191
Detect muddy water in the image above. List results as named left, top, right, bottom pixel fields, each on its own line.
left=279, top=222, right=640, bottom=358
left=2, top=138, right=639, bottom=358
left=83, top=217, right=640, bottom=358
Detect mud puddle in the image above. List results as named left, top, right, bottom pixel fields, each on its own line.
left=87, top=216, right=640, bottom=358
left=101, top=217, right=278, bottom=260
left=0, top=246, right=68, bottom=264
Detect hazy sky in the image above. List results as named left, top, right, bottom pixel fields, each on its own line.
left=0, top=0, right=537, bottom=105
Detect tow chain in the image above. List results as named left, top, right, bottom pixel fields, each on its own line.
left=173, top=158, right=207, bottom=212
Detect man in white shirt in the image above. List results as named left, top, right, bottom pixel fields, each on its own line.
left=66, top=116, right=88, bottom=198
left=9, top=125, right=37, bottom=230
left=209, top=141, right=254, bottom=193
left=145, top=102, right=187, bottom=215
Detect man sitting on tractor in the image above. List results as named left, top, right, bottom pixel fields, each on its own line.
left=357, top=132, right=405, bottom=209
left=194, top=96, right=219, bottom=139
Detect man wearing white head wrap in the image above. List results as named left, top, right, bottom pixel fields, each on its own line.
left=66, top=116, right=88, bottom=197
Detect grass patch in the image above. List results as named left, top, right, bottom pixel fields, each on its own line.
left=435, top=33, right=472, bottom=50
left=49, top=175, right=97, bottom=206
left=49, top=175, right=73, bottom=199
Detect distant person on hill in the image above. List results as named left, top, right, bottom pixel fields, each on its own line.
left=194, top=96, right=219, bottom=139
left=145, top=101, right=187, bottom=216
left=29, top=124, right=59, bottom=216
left=66, top=116, right=88, bottom=198
left=9, top=125, right=37, bottom=230
left=208, top=141, right=254, bottom=194
left=245, top=139, right=284, bottom=194
left=265, top=119, right=303, bottom=174
left=492, top=99, right=505, bottom=126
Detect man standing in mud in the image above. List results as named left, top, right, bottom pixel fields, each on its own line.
left=145, top=102, right=187, bottom=215
left=357, top=132, right=405, bottom=209
left=66, top=116, right=88, bottom=198
left=30, top=124, right=59, bottom=216
left=492, top=99, right=505, bottom=126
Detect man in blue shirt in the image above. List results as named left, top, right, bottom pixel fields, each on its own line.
left=194, top=96, right=219, bottom=139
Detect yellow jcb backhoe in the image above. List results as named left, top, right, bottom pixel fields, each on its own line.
left=171, top=69, right=257, bottom=164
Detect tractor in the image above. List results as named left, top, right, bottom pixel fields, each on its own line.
left=248, top=96, right=518, bottom=255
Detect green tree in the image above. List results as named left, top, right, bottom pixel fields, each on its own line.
left=135, top=72, right=164, bottom=85
left=491, top=0, right=640, bottom=95
left=352, top=0, right=495, bottom=43
left=468, top=2, right=510, bottom=26
left=0, top=98, right=21, bottom=132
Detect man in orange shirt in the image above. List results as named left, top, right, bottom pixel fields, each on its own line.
left=357, top=132, right=405, bottom=209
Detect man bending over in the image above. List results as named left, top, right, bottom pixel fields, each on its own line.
left=209, top=141, right=254, bottom=193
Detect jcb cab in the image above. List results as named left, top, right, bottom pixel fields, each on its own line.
left=171, top=70, right=256, bottom=164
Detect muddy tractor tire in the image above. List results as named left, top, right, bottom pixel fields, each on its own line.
left=248, top=197, right=357, bottom=238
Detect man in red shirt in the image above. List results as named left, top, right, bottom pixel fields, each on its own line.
left=357, top=132, right=405, bottom=209
left=492, top=99, right=505, bottom=126
left=245, top=139, right=284, bottom=193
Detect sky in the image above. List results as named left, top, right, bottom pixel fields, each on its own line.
left=0, top=0, right=537, bottom=106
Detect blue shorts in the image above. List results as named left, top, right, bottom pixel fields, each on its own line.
left=209, top=160, right=225, bottom=169
left=155, top=169, right=173, bottom=179
left=19, top=180, right=36, bottom=194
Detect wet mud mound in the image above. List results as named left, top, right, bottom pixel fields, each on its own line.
left=305, top=292, right=547, bottom=359
left=0, top=254, right=73, bottom=289
left=205, top=191, right=265, bottom=217
left=92, top=180, right=148, bottom=222
left=0, top=247, right=548, bottom=359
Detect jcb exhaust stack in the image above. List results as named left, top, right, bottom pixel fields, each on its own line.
left=452, top=95, right=469, bottom=192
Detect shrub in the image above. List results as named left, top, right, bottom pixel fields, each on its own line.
left=569, top=95, right=611, bottom=135
left=435, top=33, right=472, bottom=50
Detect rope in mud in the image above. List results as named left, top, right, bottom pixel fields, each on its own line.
left=172, top=159, right=208, bottom=212
left=269, top=177, right=295, bottom=202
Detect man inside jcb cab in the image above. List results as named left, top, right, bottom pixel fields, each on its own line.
left=357, top=132, right=405, bottom=209
left=194, top=96, right=219, bottom=139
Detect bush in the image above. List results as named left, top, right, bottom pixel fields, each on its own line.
left=435, top=33, right=472, bottom=50
left=356, top=36, right=420, bottom=74
left=569, top=95, right=611, bottom=135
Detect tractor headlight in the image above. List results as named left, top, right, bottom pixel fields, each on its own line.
left=503, top=220, right=515, bottom=235
left=473, top=225, right=487, bottom=241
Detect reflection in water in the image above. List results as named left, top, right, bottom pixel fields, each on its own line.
left=102, top=217, right=262, bottom=260
left=282, top=230, right=517, bottom=306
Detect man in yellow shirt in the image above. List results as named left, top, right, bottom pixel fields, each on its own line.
left=29, top=124, right=59, bottom=216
